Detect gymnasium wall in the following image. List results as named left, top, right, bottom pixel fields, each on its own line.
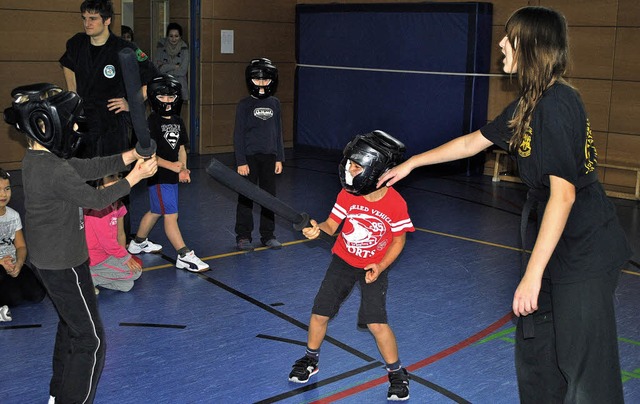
left=0, top=1, right=118, bottom=169
left=198, top=0, right=296, bottom=155
left=0, top=0, right=638, bottom=194
left=295, top=0, right=640, bottom=193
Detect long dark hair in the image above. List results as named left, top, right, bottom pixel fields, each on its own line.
left=505, top=7, right=569, bottom=151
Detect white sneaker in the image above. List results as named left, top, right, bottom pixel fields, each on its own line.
left=128, top=239, right=162, bottom=254
left=0, top=305, right=12, bottom=322
left=176, top=251, right=210, bottom=272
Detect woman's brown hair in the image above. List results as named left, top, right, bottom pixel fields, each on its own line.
left=505, top=7, right=570, bottom=151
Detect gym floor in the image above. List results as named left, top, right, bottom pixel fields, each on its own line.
left=1, top=148, right=638, bottom=403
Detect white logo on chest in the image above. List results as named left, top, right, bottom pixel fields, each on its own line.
left=161, top=123, right=181, bottom=149
left=103, top=65, right=116, bottom=79
left=254, top=108, right=273, bottom=121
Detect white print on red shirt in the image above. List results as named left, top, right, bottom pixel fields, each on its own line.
left=341, top=210, right=390, bottom=259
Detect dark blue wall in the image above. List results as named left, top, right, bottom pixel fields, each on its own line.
left=295, top=2, right=493, bottom=157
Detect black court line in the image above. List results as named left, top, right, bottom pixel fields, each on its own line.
left=254, top=362, right=383, bottom=404
left=0, top=324, right=41, bottom=330
left=119, top=322, right=186, bottom=329
left=256, top=333, right=308, bottom=347
left=198, top=273, right=377, bottom=362
left=409, top=373, right=472, bottom=403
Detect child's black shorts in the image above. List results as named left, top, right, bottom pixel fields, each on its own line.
left=312, top=255, right=389, bottom=326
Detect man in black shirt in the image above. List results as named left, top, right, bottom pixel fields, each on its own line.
left=60, top=0, right=156, bottom=158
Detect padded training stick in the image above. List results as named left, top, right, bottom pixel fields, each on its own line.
left=118, top=47, right=156, bottom=158
left=206, top=157, right=333, bottom=242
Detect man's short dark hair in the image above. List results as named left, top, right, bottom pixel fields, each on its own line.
left=81, top=0, right=114, bottom=22
left=0, top=168, right=9, bottom=181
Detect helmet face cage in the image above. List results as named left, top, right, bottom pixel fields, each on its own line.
left=3, top=83, right=86, bottom=159
left=148, top=74, right=183, bottom=116
left=245, top=58, right=278, bottom=99
left=339, top=131, right=406, bottom=196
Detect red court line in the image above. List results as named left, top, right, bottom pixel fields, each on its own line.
left=311, top=312, right=514, bottom=403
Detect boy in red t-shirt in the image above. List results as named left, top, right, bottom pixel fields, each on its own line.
left=288, top=131, right=414, bottom=401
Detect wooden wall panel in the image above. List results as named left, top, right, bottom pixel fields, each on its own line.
left=568, top=78, right=611, bottom=132
left=540, top=0, right=617, bottom=26
left=617, top=0, right=640, bottom=27
left=609, top=81, right=640, bottom=135
left=0, top=1, right=78, bottom=12
left=0, top=11, right=79, bottom=61
left=210, top=0, right=296, bottom=21
left=567, top=27, right=614, bottom=79
left=201, top=18, right=214, bottom=63
left=613, top=28, right=640, bottom=81
left=210, top=20, right=295, bottom=63
left=606, top=132, right=640, bottom=167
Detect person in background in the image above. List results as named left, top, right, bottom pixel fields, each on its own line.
left=127, top=74, right=209, bottom=273
left=155, top=22, right=189, bottom=102
left=120, top=25, right=134, bottom=42
left=85, top=174, right=142, bottom=293
left=233, top=58, right=285, bottom=251
left=378, top=6, right=631, bottom=403
left=0, top=168, right=46, bottom=321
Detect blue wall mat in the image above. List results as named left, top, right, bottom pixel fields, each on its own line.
left=295, top=2, right=493, bottom=156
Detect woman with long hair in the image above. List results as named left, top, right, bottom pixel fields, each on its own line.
left=378, top=6, right=630, bottom=403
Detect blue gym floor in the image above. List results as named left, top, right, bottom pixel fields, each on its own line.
left=1, top=148, right=638, bottom=403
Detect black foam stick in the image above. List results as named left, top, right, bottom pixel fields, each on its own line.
left=206, top=158, right=333, bottom=243
left=118, top=47, right=156, bottom=158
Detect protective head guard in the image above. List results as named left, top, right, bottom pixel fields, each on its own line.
left=148, top=74, right=183, bottom=116
left=3, top=83, right=87, bottom=159
left=245, top=58, right=278, bottom=99
left=339, top=130, right=406, bottom=196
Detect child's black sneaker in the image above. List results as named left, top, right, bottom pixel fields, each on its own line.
left=288, top=356, right=318, bottom=383
left=387, top=368, right=410, bottom=401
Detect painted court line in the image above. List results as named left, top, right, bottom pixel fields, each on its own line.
left=310, top=312, right=513, bottom=403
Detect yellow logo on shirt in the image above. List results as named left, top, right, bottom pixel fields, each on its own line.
left=518, top=127, right=532, bottom=158
left=584, top=119, right=597, bottom=174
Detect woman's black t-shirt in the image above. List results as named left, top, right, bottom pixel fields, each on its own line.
left=481, top=83, right=631, bottom=283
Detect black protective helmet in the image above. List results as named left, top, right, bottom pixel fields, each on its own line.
left=339, top=130, right=406, bottom=196
left=245, top=58, right=278, bottom=99
left=148, top=74, right=183, bottom=116
left=3, top=83, right=87, bottom=159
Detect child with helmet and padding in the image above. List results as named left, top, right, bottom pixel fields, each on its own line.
left=127, top=74, right=209, bottom=272
left=288, top=130, right=414, bottom=402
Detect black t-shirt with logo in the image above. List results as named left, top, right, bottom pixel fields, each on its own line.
left=147, top=113, right=188, bottom=185
left=233, top=96, right=285, bottom=166
left=481, top=83, right=631, bottom=283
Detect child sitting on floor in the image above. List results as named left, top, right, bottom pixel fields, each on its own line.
left=85, top=174, right=142, bottom=292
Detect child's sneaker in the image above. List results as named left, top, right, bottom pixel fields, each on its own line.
left=176, top=251, right=210, bottom=272
left=0, top=305, right=12, bottom=322
left=236, top=238, right=253, bottom=251
left=262, top=238, right=282, bottom=249
left=128, top=239, right=162, bottom=254
left=288, top=356, right=319, bottom=383
left=387, top=368, right=410, bottom=401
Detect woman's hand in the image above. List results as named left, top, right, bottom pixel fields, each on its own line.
left=377, top=161, right=413, bottom=188
left=512, top=272, right=541, bottom=317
